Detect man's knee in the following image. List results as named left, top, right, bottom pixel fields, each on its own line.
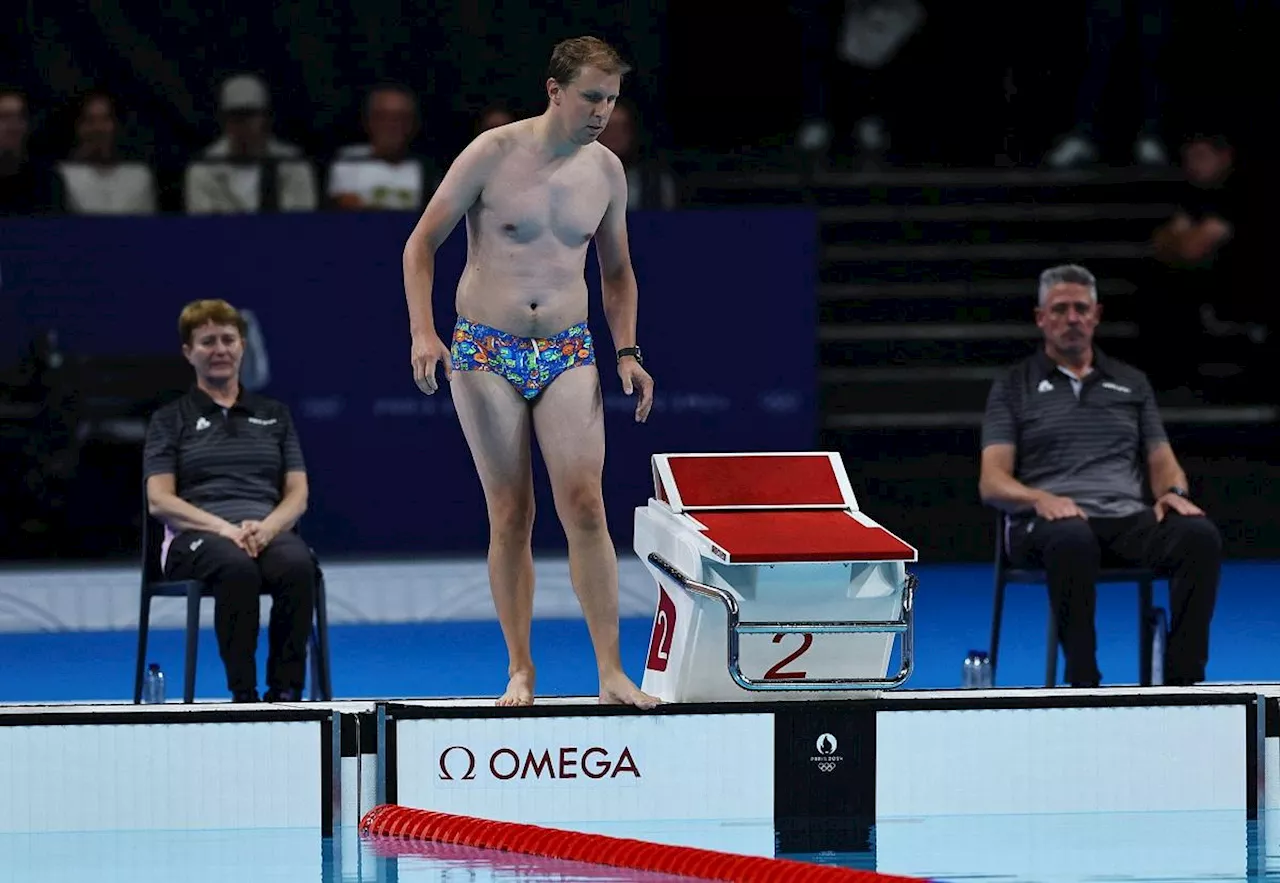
left=487, top=487, right=535, bottom=539
left=1168, top=514, right=1223, bottom=561
left=555, top=478, right=607, bottom=533
left=1035, top=517, right=1100, bottom=566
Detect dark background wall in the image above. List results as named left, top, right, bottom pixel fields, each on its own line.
left=2, top=0, right=1276, bottom=565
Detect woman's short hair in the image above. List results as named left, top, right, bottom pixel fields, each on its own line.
left=178, top=298, right=248, bottom=345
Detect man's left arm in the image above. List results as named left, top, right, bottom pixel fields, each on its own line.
left=1142, top=385, right=1204, bottom=519
left=594, top=150, right=653, bottom=423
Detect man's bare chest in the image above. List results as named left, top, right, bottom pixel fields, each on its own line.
left=479, top=159, right=610, bottom=248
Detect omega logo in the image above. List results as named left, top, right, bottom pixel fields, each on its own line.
left=438, top=745, right=641, bottom=781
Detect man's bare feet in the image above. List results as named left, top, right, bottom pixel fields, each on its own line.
left=599, top=669, right=661, bottom=710
left=497, top=668, right=535, bottom=707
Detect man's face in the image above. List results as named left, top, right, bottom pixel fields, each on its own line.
left=1183, top=140, right=1232, bottom=186
left=223, top=110, right=269, bottom=155
left=183, top=321, right=244, bottom=384
left=0, top=93, right=28, bottom=156
left=597, top=104, right=635, bottom=159
left=1035, top=283, right=1102, bottom=357
left=77, top=96, right=117, bottom=155
left=550, top=66, right=620, bottom=145
left=367, top=90, right=416, bottom=157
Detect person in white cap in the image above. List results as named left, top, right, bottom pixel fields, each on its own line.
left=183, top=73, right=318, bottom=214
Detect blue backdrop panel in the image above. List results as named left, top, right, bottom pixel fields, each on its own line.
left=0, top=208, right=818, bottom=555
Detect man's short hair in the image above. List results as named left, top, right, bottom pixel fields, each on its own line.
left=179, top=299, right=248, bottom=345
left=1037, top=264, right=1097, bottom=307
left=547, top=36, right=632, bottom=86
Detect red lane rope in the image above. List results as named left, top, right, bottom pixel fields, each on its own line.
left=364, top=835, right=703, bottom=881
left=359, top=804, right=926, bottom=883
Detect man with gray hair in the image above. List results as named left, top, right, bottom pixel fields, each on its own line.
left=978, top=264, right=1220, bottom=687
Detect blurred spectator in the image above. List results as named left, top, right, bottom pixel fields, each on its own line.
left=791, top=0, right=925, bottom=168
left=0, top=87, right=63, bottom=215
left=184, top=74, right=318, bottom=214
left=1147, top=133, right=1266, bottom=395
left=476, top=102, right=516, bottom=134
left=327, top=84, right=436, bottom=212
left=57, top=91, right=157, bottom=215
left=1152, top=135, right=1238, bottom=271
left=597, top=99, right=677, bottom=211
left=1045, top=0, right=1170, bottom=168
left=3, top=329, right=81, bottom=557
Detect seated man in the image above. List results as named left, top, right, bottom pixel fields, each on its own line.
left=143, top=298, right=315, bottom=702
left=327, top=84, right=438, bottom=212
left=183, top=74, right=318, bottom=214
left=978, top=264, right=1221, bottom=687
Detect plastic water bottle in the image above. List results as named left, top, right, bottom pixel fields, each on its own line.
left=143, top=663, right=166, bottom=704
left=962, top=650, right=992, bottom=688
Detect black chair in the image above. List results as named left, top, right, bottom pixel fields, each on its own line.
left=988, top=513, right=1166, bottom=687
left=133, top=493, right=333, bottom=704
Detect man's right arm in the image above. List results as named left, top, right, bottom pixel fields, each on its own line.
left=979, top=444, right=1049, bottom=511
left=977, top=376, right=1084, bottom=519
left=402, top=132, right=504, bottom=341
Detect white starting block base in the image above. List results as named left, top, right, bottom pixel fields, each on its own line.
left=638, top=548, right=911, bottom=703
left=633, top=452, right=919, bottom=704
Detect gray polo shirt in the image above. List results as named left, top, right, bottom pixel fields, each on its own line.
left=981, top=348, right=1168, bottom=519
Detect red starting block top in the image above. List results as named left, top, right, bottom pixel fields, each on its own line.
left=693, top=510, right=917, bottom=563
left=654, top=452, right=855, bottom=511
left=648, top=452, right=917, bottom=563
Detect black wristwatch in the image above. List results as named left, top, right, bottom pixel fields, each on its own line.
left=616, top=346, right=643, bottom=365
left=1166, top=485, right=1189, bottom=498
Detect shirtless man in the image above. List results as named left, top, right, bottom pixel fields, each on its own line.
left=402, top=36, right=658, bottom=709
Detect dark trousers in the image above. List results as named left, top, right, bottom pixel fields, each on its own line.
left=1072, top=0, right=1169, bottom=139
left=1008, top=510, right=1220, bottom=686
left=164, top=529, right=316, bottom=696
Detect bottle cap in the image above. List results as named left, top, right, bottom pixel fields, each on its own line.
left=148, top=663, right=161, bottom=671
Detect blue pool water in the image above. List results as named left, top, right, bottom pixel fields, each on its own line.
left=0, top=812, right=1274, bottom=882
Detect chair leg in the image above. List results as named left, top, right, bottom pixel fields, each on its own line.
left=1138, top=579, right=1154, bottom=687
left=988, top=576, right=1007, bottom=685
left=134, top=591, right=153, bottom=704
left=313, top=574, right=333, bottom=701
left=184, top=583, right=202, bottom=704
left=1044, top=605, right=1058, bottom=688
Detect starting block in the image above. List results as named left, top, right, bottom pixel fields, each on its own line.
left=633, top=452, right=918, bottom=703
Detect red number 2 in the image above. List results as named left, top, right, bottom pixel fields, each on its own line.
left=764, top=632, right=813, bottom=680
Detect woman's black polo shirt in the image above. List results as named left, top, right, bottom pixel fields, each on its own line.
left=142, top=386, right=306, bottom=525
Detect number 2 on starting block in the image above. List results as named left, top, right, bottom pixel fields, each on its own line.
left=633, top=452, right=919, bottom=704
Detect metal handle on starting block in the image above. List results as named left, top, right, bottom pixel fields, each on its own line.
left=646, top=552, right=915, bottom=692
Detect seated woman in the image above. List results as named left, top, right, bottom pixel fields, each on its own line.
left=143, top=298, right=314, bottom=703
